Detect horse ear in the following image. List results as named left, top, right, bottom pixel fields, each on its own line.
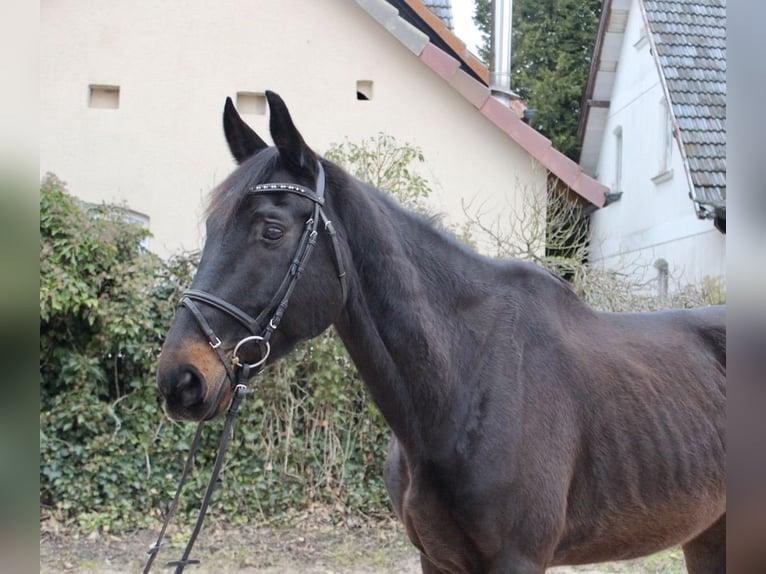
left=265, top=90, right=316, bottom=175
left=223, top=97, right=268, bottom=164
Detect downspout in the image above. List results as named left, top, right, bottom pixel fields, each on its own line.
left=490, top=0, right=520, bottom=106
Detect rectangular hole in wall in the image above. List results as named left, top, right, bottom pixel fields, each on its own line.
left=356, top=80, right=373, bottom=101
left=89, top=85, right=120, bottom=109
left=237, top=92, right=266, bottom=115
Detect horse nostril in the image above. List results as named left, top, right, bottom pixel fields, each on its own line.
left=178, top=367, right=206, bottom=408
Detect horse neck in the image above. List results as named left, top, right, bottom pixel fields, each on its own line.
left=330, top=177, right=494, bottom=451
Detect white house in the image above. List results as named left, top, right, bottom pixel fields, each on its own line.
left=578, top=0, right=726, bottom=295
left=40, top=0, right=606, bottom=258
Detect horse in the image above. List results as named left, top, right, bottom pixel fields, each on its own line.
left=156, top=91, right=726, bottom=573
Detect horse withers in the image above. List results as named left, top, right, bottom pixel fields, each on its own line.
left=156, top=91, right=726, bottom=573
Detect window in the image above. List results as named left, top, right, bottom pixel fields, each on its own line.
left=119, top=208, right=150, bottom=250
left=85, top=204, right=150, bottom=249
left=634, top=26, right=649, bottom=49
left=660, top=98, right=673, bottom=173
left=89, top=85, right=120, bottom=109
left=652, top=99, right=674, bottom=184
left=356, top=80, right=373, bottom=101
left=613, top=126, right=623, bottom=192
left=236, top=92, right=266, bottom=115
left=119, top=208, right=150, bottom=229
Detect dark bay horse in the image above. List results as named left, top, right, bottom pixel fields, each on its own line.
left=156, top=91, right=726, bottom=573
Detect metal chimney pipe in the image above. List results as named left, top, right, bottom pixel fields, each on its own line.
left=490, top=0, right=518, bottom=106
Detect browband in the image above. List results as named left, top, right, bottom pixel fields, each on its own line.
left=247, top=163, right=326, bottom=205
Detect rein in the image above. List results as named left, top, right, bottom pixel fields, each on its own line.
left=144, top=162, right=346, bottom=572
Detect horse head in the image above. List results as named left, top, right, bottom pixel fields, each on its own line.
left=156, top=91, right=347, bottom=421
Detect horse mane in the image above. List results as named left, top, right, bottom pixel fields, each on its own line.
left=205, top=147, right=280, bottom=224
left=323, top=161, right=482, bottom=258
left=207, top=152, right=578, bottom=308
left=324, top=159, right=581, bottom=306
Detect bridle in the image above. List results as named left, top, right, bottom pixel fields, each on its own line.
left=183, top=161, right=347, bottom=378
left=144, top=161, right=347, bottom=573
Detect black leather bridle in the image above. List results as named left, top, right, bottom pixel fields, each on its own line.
left=182, top=161, right=347, bottom=378
left=144, top=161, right=347, bottom=573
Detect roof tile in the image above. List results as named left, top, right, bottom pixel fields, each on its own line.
left=643, top=0, right=726, bottom=205
left=419, top=42, right=460, bottom=81
left=423, top=0, right=453, bottom=30
left=449, top=68, right=491, bottom=109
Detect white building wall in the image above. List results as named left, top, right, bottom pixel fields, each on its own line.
left=588, top=0, right=725, bottom=290
left=40, top=0, right=546, bottom=257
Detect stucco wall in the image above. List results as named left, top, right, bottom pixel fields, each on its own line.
left=587, top=0, right=725, bottom=290
left=40, top=0, right=545, bottom=257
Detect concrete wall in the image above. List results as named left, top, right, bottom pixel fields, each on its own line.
left=587, top=0, right=725, bottom=291
left=40, top=0, right=546, bottom=257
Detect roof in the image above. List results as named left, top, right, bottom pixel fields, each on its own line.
left=578, top=0, right=725, bottom=217
left=642, top=0, right=726, bottom=211
left=385, top=0, right=488, bottom=83
left=423, top=0, right=454, bottom=31
left=358, top=0, right=608, bottom=207
left=578, top=0, right=630, bottom=178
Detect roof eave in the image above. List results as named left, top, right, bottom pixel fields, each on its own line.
left=577, top=0, right=611, bottom=146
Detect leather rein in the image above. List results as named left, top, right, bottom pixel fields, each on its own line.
left=144, top=162, right=346, bottom=572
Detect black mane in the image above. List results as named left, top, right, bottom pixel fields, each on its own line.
left=206, top=147, right=279, bottom=225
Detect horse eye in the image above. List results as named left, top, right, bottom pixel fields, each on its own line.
left=263, top=225, right=284, bottom=241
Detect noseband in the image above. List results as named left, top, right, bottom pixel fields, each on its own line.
left=144, top=161, right=347, bottom=573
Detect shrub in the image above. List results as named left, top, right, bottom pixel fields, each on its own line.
left=39, top=144, right=418, bottom=532
left=325, top=133, right=431, bottom=214
left=461, top=178, right=726, bottom=311
left=40, top=174, right=202, bottom=531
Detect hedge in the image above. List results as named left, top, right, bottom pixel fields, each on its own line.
left=40, top=175, right=391, bottom=532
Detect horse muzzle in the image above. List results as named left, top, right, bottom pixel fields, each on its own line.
left=156, top=342, right=232, bottom=421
